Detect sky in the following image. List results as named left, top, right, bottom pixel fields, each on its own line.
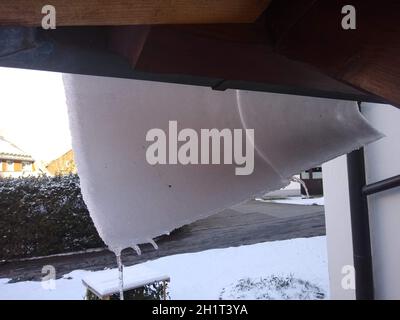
left=0, top=67, right=72, bottom=163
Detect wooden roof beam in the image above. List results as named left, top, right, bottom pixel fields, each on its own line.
left=0, top=0, right=271, bottom=26
left=265, top=0, right=400, bottom=107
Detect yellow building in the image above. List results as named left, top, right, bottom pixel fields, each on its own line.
left=0, top=136, right=36, bottom=178
left=46, top=150, right=77, bottom=176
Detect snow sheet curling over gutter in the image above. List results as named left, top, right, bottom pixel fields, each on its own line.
left=63, top=74, right=383, bottom=255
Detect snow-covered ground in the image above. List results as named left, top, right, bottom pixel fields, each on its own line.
left=256, top=196, right=324, bottom=206
left=0, top=236, right=328, bottom=300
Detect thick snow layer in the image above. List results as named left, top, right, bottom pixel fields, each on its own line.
left=64, top=74, right=382, bottom=253
left=0, top=236, right=328, bottom=300
left=219, top=275, right=325, bottom=300
left=82, top=265, right=170, bottom=298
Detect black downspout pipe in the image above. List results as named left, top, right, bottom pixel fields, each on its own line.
left=347, top=148, right=374, bottom=299
left=362, top=175, right=400, bottom=196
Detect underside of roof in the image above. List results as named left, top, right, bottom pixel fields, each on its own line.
left=0, top=0, right=398, bottom=107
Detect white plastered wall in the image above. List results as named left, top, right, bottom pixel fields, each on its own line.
left=323, top=103, right=400, bottom=299
left=322, top=155, right=355, bottom=299
left=362, top=103, right=400, bottom=299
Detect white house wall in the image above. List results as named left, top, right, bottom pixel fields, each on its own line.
left=323, top=103, right=400, bottom=299
left=322, top=155, right=355, bottom=299
left=362, top=103, right=400, bottom=299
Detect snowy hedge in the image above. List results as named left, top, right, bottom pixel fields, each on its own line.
left=0, top=175, right=104, bottom=260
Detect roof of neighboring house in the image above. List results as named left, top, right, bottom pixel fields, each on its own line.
left=0, top=136, right=34, bottom=161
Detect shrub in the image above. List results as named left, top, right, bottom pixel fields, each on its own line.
left=219, top=274, right=325, bottom=300
left=0, top=174, right=104, bottom=260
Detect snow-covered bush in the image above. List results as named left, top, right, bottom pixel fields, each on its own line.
left=219, top=275, right=325, bottom=300
left=0, top=174, right=104, bottom=260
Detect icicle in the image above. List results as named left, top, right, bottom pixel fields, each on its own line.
left=149, top=238, right=159, bottom=250
left=116, top=254, right=124, bottom=300
left=290, top=176, right=310, bottom=198
left=133, top=244, right=142, bottom=256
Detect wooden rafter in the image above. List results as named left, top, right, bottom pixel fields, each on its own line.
left=0, top=0, right=271, bottom=26
left=265, top=0, right=400, bottom=107
left=0, top=0, right=397, bottom=106
left=107, top=24, right=383, bottom=102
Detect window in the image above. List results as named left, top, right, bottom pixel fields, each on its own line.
left=311, top=167, right=322, bottom=179
left=312, top=171, right=323, bottom=179
left=22, top=162, right=32, bottom=172
left=300, top=171, right=310, bottom=179
left=6, top=161, right=14, bottom=172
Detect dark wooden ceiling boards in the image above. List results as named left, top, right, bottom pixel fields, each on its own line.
left=0, top=0, right=398, bottom=106
left=0, top=0, right=271, bottom=26
left=265, top=0, right=400, bottom=107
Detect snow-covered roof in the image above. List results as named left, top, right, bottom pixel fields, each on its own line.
left=0, top=136, right=33, bottom=161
